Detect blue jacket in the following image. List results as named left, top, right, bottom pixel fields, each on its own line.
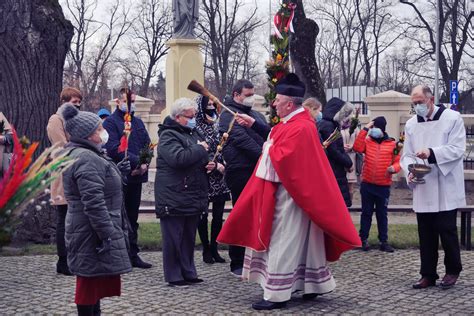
left=103, top=109, right=151, bottom=184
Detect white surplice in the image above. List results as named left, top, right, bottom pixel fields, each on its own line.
left=243, top=113, right=336, bottom=302
left=400, top=106, right=466, bottom=213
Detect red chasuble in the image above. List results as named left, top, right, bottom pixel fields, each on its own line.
left=217, top=109, right=361, bottom=262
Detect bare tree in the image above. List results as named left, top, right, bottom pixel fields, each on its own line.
left=126, top=0, right=173, bottom=97
left=400, top=0, right=473, bottom=99
left=63, top=0, right=132, bottom=108
left=198, top=0, right=264, bottom=98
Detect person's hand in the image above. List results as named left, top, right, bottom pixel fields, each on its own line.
left=198, top=141, right=209, bottom=151
left=344, top=144, right=352, bottom=152
left=96, top=237, right=111, bottom=255
left=416, top=149, right=430, bottom=159
left=386, top=166, right=396, bottom=177
left=206, top=161, right=216, bottom=173
left=216, top=162, right=225, bottom=174
left=407, top=173, right=417, bottom=185
left=365, top=121, right=374, bottom=129
left=117, top=158, right=131, bottom=176
left=139, top=163, right=148, bottom=175
left=235, top=113, right=255, bottom=128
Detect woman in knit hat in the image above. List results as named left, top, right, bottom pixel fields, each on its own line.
left=61, top=104, right=132, bottom=315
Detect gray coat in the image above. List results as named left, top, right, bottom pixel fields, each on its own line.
left=63, top=138, right=132, bottom=277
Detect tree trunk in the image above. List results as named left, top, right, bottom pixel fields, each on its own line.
left=0, top=0, right=73, bottom=245
left=0, top=0, right=73, bottom=151
left=289, top=0, right=326, bottom=104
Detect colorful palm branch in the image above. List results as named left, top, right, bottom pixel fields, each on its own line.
left=0, top=129, right=76, bottom=243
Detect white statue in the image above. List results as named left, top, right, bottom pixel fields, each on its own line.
left=172, top=0, right=200, bottom=38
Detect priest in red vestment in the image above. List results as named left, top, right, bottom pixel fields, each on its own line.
left=217, top=73, right=361, bottom=310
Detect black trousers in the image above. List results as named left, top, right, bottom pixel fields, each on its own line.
left=160, top=215, right=200, bottom=282
left=416, top=210, right=462, bottom=280
left=56, top=204, right=68, bottom=261
left=123, top=182, right=142, bottom=259
left=225, top=169, right=254, bottom=271
left=77, top=300, right=100, bottom=316
left=198, top=194, right=226, bottom=251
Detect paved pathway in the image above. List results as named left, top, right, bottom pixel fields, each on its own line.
left=1, top=249, right=473, bottom=314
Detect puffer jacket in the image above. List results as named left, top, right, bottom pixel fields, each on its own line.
left=218, top=100, right=270, bottom=173
left=154, top=116, right=210, bottom=217
left=353, top=129, right=401, bottom=186
left=318, top=98, right=353, bottom=207
left=63, top=138, right=132, bottom=277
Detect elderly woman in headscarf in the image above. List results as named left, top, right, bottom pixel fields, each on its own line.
left=195, top=95, right=231, bottom=264
left=318, top=97, right=355, bottom=207
left=61, top=105, right=132, bottom=315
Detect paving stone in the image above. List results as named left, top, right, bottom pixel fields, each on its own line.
left=0, top=250, right=474, bottom=314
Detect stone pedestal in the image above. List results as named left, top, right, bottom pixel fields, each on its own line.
left=164, top=38, right=205, bottom=118
left=364, top=90, right=412, bottom=140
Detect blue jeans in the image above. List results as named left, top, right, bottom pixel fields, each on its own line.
left=359, top=182, right=390, bottom=243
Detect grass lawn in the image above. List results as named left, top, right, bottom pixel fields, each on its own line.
left=2, top=223, right=473, bottom=256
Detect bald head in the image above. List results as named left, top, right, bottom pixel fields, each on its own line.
left=411, top=85, right=433, bottom=99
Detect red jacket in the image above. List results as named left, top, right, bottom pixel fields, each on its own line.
left=353, top=129, right=401, bottom=186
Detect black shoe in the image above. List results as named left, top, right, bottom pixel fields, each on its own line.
left=361, top=240, right=370, bottom=251
left=203, top=249, right=214, bottom=264
left=185, top=278, right=204, bottom=284
left=302, top=293, right=318, bottom=300
left=56, top=262, right=73, bottom=276
left=230, top=268, right=243, bottom=277
left=211, top=251, right=226, bottom=263
left=379, top=242, right=395, bottom=253
left=131, top=256, right=152, bottom=269
left=252, top=299, right=287, bottom=310
left=168, top=280, right=189, bottom=287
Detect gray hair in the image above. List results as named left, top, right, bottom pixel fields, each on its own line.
left=290, top=96, right=304, bottom=107
left=170, top=97, right=197, bottom=119
left=421, top=85, right=433, bottom=98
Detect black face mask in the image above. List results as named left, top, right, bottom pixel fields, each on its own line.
left=204, top=108, right=217, bottom=117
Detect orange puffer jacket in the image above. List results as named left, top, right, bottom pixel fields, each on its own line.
left=353, top=129, right=401, bottom=186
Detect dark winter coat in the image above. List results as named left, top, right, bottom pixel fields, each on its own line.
left=318, top=99, right=353, bottom=207
left=63, top=138, right=132, bottom=277
left=154, top=116, right=210, bottom=217
left=218, top=100, right=270, bottom=174
left=103, top=109, right=151, bottom=184
left=195, top=95, right=230, bottom=200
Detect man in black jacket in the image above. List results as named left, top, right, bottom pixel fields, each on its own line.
left=219, top=79, right=271, bottom=276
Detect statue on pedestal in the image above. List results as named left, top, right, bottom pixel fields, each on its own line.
left=172, top=0, right=200, bottom=39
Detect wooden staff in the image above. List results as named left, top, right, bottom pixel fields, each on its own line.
left=187, top=80, right=237, bottom=162
left=187, top=80, right=237, bottom=116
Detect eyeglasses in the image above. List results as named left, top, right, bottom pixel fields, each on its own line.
left=180, top=114, right=196, bottom=119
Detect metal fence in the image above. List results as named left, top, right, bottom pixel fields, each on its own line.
left=465, top=125, right=474, bottom=170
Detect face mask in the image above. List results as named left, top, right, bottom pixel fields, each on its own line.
left=186, top=117, right=196, bottom=129
left=316, top=112, right=323, bottom=123
left=414, top=103, right=428, bottom=117
left=242, top=95, right=255, bottom=107
left=99, top=130, right=109, bottom=145
left=120, top=102, right=136, bottom=113
left=368, top=127, right=383, bottom=139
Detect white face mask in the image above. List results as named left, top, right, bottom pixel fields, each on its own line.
left=415, top=103, right=428, bottom=117
left=242, top=96, right=255, bottom=108
left=120, top=102, right=136, bottom=112
left=99, top=130, right=109, bottom=145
